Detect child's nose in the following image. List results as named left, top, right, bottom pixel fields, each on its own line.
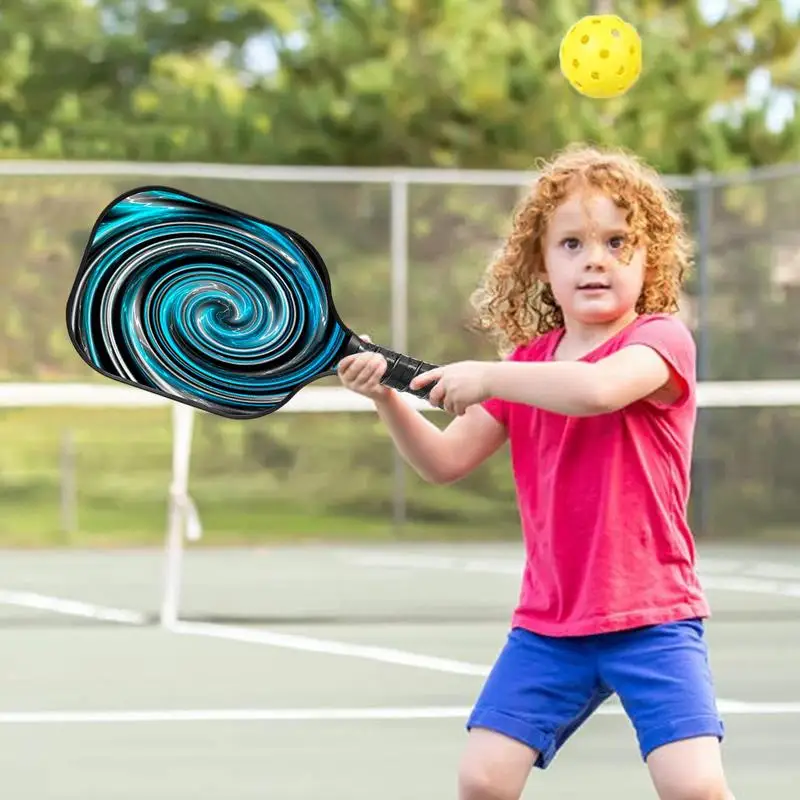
left=583, top=241, right=612, bottom=268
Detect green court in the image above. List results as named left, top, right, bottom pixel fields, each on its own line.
left=1, top=541, right=798, bottom=799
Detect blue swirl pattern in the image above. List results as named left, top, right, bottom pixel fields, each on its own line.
left=67, top=188, right=348, bottom=418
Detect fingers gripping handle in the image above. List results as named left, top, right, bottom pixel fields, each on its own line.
left=381, top=350, right=439, bottom=401
left=358, top=340, right=439, bottom=401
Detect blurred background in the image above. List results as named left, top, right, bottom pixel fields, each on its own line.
left=0, top=2, right=799, bottom=798
left=1, top=0, right=799, bottom=548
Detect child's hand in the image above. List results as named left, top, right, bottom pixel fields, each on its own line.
left=410, top=361, right=491, bottom=416
left=336, top=335, right=391, bottom=402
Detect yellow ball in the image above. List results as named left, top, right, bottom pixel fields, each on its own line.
left=559, top=14, right=642, bottom=99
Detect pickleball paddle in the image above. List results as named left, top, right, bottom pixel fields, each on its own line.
left=65, top=186, right=440, bottom=419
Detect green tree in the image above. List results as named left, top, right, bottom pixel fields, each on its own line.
left=265, top=0, right=800, bottom=171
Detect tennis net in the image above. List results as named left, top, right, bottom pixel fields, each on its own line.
left=1, top=380, right=799, bottom=626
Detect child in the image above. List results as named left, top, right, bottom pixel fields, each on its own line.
left=337, top=144, right=733, bottom=800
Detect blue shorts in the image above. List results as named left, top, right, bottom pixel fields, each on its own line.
left=466, top=619, right=724, bottom=769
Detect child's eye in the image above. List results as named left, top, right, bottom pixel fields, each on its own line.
left=561, top=237, right=581, bottom=250
left=609, top=235, right=626, bottom=249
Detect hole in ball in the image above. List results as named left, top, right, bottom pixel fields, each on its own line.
left=600, top=49, right=609, bottom=58
left=591, top=71, right=599, bottom=80
left=617, top=66, right=625, bottom=75
left=573, top=58, right=580, bottom=68
left=611, top=29, right=620, bottom=37
left=581, top=34, right=589, bottom=44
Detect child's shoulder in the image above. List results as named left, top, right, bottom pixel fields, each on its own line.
left=503, top=314, right=695, bottom=363
left=622, top=313, right=695, bottom=347
left=615, top=313, right=697, bottom=367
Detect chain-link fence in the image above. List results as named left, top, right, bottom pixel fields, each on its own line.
left=0, top=161, right=799, bottom=543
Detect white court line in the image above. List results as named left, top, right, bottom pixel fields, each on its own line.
left=701, top=576, right=800, bottom=598
left=345, top=553, right=800, bottom=599
left=2, top=699, right=800, bottom=725
left=167, top=620, right=490, bottom=676
left=743, top=562, right=800, bottom=581
left=345, top=552, right=521, bottom=575
left=0, top=707, right=473, bottom=724
left=164, top=620, right=751, bottom=712
left=0, top=588, right=490, bottom=676
left=0, top=588, right=771, bottom=713
left=0, top=589, right=148, bottom=625
left=695, top=560, right=800, bottom=582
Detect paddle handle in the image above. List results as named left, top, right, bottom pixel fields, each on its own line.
left=347, top=336, right=439, bottom=402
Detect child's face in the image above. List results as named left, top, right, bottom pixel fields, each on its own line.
left=542, top=188, right=646, bottom=328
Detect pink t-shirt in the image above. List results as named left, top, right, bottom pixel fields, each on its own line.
left=482, top=313, right=710, bottom=637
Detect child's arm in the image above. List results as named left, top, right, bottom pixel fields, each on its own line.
left=337, top=343, right=508, bottom=484
left=484, top=344, right=683, bottom=416
left=410, top=345, right=680, bottom=417
left=374, top=391, right=507, bottom=484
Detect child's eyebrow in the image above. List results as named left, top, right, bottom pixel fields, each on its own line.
left=552, top=225, right=630, bottom=238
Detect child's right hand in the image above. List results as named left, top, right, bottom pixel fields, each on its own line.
left=336, top=335, right=391, bottom=402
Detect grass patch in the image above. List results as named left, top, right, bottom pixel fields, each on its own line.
left=1, top=405, right=520, bottom=547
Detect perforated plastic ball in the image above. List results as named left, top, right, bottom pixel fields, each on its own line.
left=559, top=14, right=642, bottom=99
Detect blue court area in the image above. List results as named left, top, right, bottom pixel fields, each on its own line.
left=1, top=541, right=799, bottom=799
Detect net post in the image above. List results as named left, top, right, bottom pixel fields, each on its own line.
left=390, top=177, right=410, bottom=532
left=693, top=170, right=713, bottom=538
left=160, top=401, right=200, bottom=627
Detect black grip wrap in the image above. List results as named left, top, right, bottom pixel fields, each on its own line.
left=358, top=341, right=439, bottom=401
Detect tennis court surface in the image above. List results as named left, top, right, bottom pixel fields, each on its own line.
left=1, top=540, right=798, bottom=799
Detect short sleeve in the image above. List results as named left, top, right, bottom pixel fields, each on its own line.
left=481, top=395, right=507, bottom=425
left=625, top=315, right=697, bottom=408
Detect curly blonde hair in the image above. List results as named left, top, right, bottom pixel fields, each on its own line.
left=469, top=143, right=693, bottom=354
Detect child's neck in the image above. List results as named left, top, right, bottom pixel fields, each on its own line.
left=556, top=311, right=639, bottom=360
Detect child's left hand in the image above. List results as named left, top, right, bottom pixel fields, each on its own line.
left=409, top=361, right=492, bottom=416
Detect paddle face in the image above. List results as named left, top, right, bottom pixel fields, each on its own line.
left=66, top=187, right=355, bottom=419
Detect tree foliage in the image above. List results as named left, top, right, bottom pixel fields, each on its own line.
left=0, top=0, right=797, bottom=167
